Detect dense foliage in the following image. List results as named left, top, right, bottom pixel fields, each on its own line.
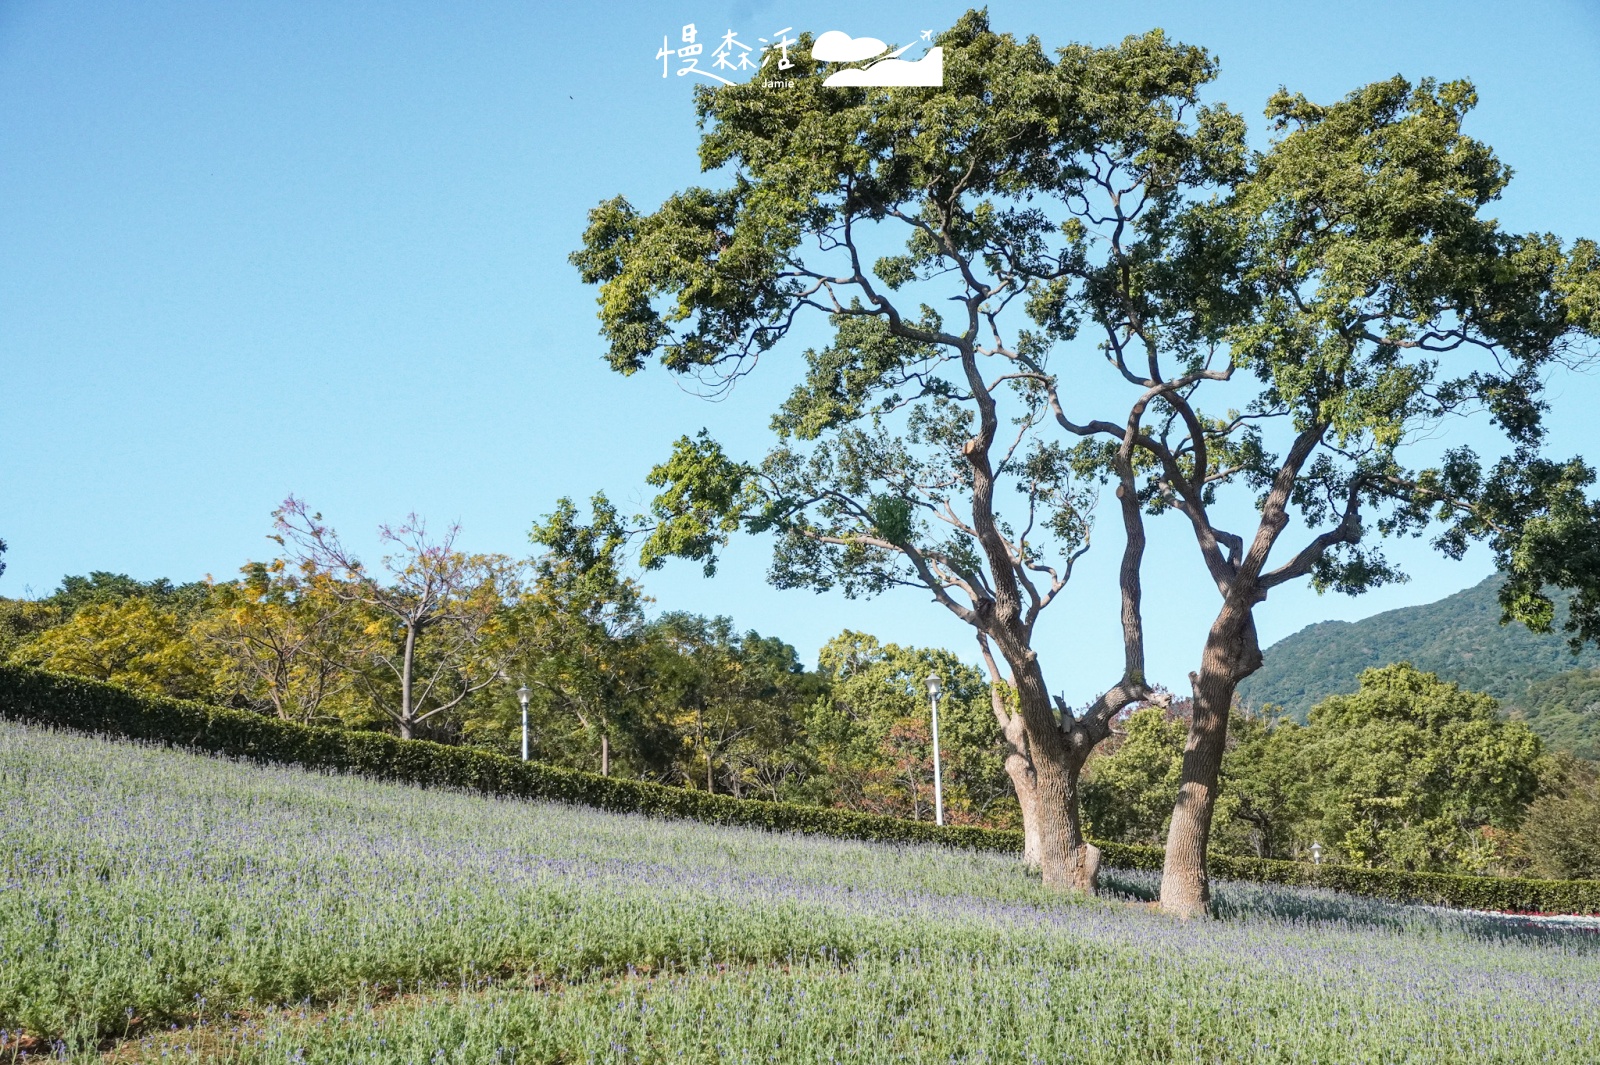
left=1519, top=754, right=1600, bottom=880
left=1086, top=665, right=1558, bottom=876
left=1513, top=666, right=1600, bottom=762
left=0, top=572, right=217, bottom=699
left=1236, top=575, right=1600, bottom=721
left=808, top=632, right=1018, bottom=826
left=1081, top=705, right=1192, bottom=847
left=15, top=597, right=216, bottom=701
left=1286, top=666, right=1543, bottom=872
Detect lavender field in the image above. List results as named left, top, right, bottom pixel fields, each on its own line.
left=2, top=721, right=1597, bottom=1063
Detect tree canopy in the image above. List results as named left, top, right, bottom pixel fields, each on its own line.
left=272, top=498, right=527, bottom=740
left=813, top=631, right=1018, bottom=826
left=574, top=9, right=1254, bottom=892
left=1291, top=664, right=1543, bottom=872
left=12, top=597, right=215, bottom=701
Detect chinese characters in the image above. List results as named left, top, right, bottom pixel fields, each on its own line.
left=656, top=24, right=793, bottom=85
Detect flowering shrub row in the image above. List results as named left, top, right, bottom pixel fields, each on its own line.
left=4, top=664, right=1597, bottom=914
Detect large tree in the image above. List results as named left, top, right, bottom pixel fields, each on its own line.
left=1291, top=664, right=1543, bottom=873
left=572, top=14, right=1230, bottom=889
left=1520, top=753, right=1600, bottom=880
left=573, top=12, right=1598, bottom=904
left=201, top=559, right=365, bottom=724
left=645, top=612, right=820, bottom=798
left=516, top=494, right=657, bottom=777
left=1036, top=75, right=1600, bottom=915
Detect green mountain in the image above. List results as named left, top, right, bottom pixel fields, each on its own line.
left=1237, top=576, right=1600, bottom=746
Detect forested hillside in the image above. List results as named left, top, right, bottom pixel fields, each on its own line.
left=1514, top=669, right=1600, bottom=762
left=1237, top=576, right=1600, bottom=731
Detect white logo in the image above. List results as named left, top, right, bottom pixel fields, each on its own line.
left=654, top=25, right=943, bottom=88
left=815, top=29, right=943, bottom=87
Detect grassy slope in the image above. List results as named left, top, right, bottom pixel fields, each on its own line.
left=1237, top=574, right=1600, bottom=729
left=5, top=721, right=1600, bottom=1064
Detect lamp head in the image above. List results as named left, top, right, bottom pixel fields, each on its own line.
left=924, top=673, right=942, bottom=698
left=516, top=686, right=531, bottom=706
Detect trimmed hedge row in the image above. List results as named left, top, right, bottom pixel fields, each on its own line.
left=1081, top=844, right=1600, bottom=914
left=0, top=666, right=1017, bottom=852
left=4, top=665, right=1598, bottom=914
left=1207, top=852, right=1600, bottom=915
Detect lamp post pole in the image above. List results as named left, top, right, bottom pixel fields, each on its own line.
left=516, top=686, right=531, bottom=762
left=925, top=674, right=945, bottom=827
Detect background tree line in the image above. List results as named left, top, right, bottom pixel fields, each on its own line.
left=0, top=497, right=1020, bottom=828
left=1082, top=663, right=1600, bottom=881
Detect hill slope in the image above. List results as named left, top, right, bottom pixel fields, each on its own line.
left=8, top=719, right=1600, bottom=1063
left=1237, top=575, right=1600, bottom=724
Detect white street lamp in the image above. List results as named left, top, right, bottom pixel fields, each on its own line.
left=924, top=673, right=945, bottom=827
left=1310, top=841, right=1323, bottom=867
left=516, top=686, right=531, bottom=762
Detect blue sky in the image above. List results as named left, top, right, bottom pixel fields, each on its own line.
left=3, top=0, right=1598, bottom=699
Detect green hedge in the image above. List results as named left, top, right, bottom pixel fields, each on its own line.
left=0, top=665, right=1015, bottom=852
left=1081, top=843, right=1600, bottom=914
left=1206, top=852, right=1600, bottom=914
left=4, top=665, right=1598, bottom=915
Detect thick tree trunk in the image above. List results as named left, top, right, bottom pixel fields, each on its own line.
left=1159, top=601, right=1261, bottom=917
left=1031, top=742, right=1097, bottom=892
left=1011, top=668, right=1097, bottom=892
left=398, top=720, right=414, bottom=741
left=1158, top=670, right=1234, bottom=917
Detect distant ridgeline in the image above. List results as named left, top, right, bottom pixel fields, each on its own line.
left=1237, top=575, right=1600, bottom=759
